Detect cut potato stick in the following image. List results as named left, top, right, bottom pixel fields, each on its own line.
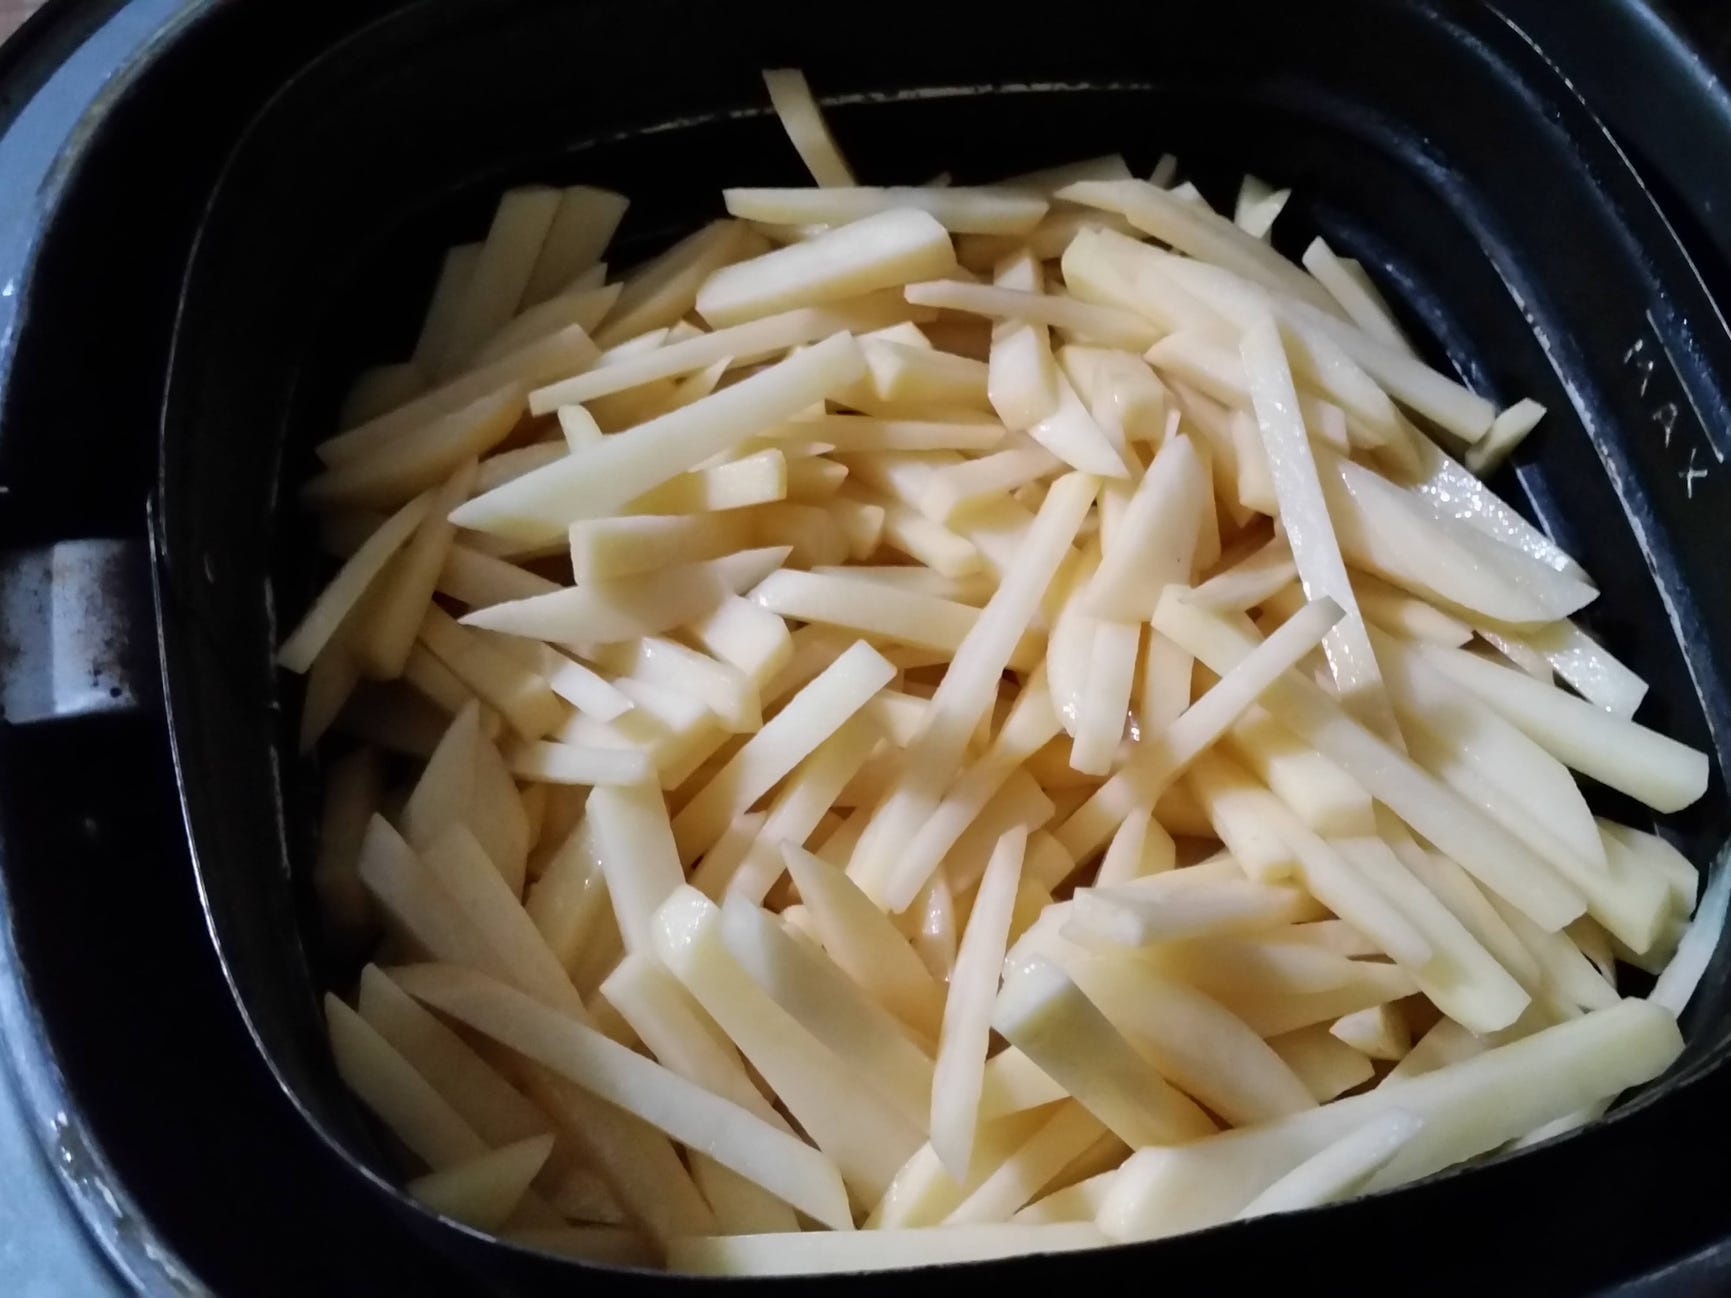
left=1242, top=314, right=1396, bottom=736
left=653, top=887, right=923, bottom=1206
left=599, top=953, right=787, bottom=1127
left=944, top=1103, right=1108, bottom=1225
left=1084, top=432, right=1204, bottom=621
left=1416, top=641, right=1708, bottom=814
left=1060, top=950, right=1315, bottom=1125
left=1099, top=999, right=1681, bottom=1242
left=931, top=827, right=1027, bottom=1178
left=1320, top=449, right=1595, bottom=624
left=762, top=69, right=855, bottom=187
left=669, top=1221, right=1106, bottom=1276
left=1268, top=1024, right=1377, bottom=1102
left=522, top=185, right=629, bottom=306
left=438, top=543, right=560, bottom=607
left=418, top=607, right=564, bottom=739
left=583, top=781, right=684, bottom=954
left=995, top=958, right=1216, bottom=1147
left=1331, top=1005, right=1412, bottom=1062
left=279, top=493, right=433, bottom=672
left=725, top=188, right=1047, bottom=236
left=1151, top=595, right=1586, bottom=932
left=432, top=186, right=563, bottom=375
left=394, top=963, right=851, bottom=1229
left=1232, top=1110, right=1422, bottom=1220
left=1054, top=593, right=1344, bottom=865
left=698, top=209, right=958, bottom=329
left=320, top=323, right=597, bottom=469
left=595, top=220, right=762, bottom=348
left=325, top=995, right=487, bottom=1169
left=783, top=844, right=947, bottom=1039
left=413, top=242, right=481, bottom=370
left=671, top=640, right=893, bottom=864
left=905, top=281, right=1159, bottom=350
left=1224, top=706, right=1374, bottom=836
left=530, top=296, right=916, bottom=413
left=1301, top=237, right=1412, bottom=353
left=455, top=335, right=864, bottom=543
left=352, top=461, right=476, bottom=679
left=462, top=547, right=788, bottom=645
left=627, top=450, right=789, bottom=515
left=356, top=965, right=550, bottom=1147
left=474, top=285, right=617, bottom=366
left=408, top=1134, right=555, bottom=1230
left=721, top=895, right=934, bottom=1130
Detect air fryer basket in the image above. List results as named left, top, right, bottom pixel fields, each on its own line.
left=153, top=0, right=1731, bottom=1289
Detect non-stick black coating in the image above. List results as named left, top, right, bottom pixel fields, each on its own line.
left=154, top=0, right=1731, bottom=1291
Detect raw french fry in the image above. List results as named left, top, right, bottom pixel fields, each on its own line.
left=1319, top=450, right=1596, bottom=625
left=671, top=641, right=893, bottom=863
left=1055, top=593, right=1345, bottom=865
left=393, top=962, right=852, bottom=1229
left=1060, top=950, right=1315, bottom=1124
left=355, top=815, right=493, bottom=970
left=931, top=827, right=1027, bottom=1178
left=530, top=296, right=917, bottom=413
left=944, top=1103, right=1108, bottom=1225
left=299, top=645, right=361, bottom=756
left=668, top=1221, right=1106, bottom=1275
left=1331, top=1005, right=1411, bottom=1062
left=1085, top=432, right=1204, bottom=621
left=522, top=185, right=629, bottom=306
left=1268, top=1024, right=1377, bottom=1102
left=653, top=887, right=923, bottom=1205
left=1224, top=707, right=1374, bottom=836
left=725, top=188, right=1048, bottom=236
left=1301, top=237, right=1412, bottom=353
left=431, top=186, right=564, bottom=375
left=418, top=607, right=564, bottom=740
left=455, top=335, right=864, bottom=543
left=414, top=243, right=481, bottom=370
left=462, top=547, right=788, bottom=645
left=1465, top=398, right=1547, bottom=475
left=325, top=995, right=486, bottom=1169
left=474, top=285, right=616, bottom=365
left=762, top=69, right=855, bottom=188
left=721, top=895, right=933, bottom=1130
left=1232, top=1110, right=1422, bottom=1220
left=1152, top=595, right=1586, bottom=932
left=279, top=493, right=433, bottom=672
left=784, top=844, right=947, bottom=1039
left=595, top=220, right=761, bottom=348
left=697, top=210, right=958, bottom=329
left=1100, top=1000, right=1681, bottom=1242
left=408, top=1134, right=555, bottom=1230
left=321, top=323, right=596, bottom=470
left=906, top=281, right=1158, bottom=350
left=1416, top=640, right=1708, bottom=814
left=438, top=544, right=560, bottom=607
left=1242, top=314, right=1396, bottom=736
left=995, top=958, right=1216, bottom=1147
left=356, top=965, right=551, bottom=1146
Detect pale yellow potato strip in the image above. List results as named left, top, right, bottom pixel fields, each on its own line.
left=1054, top=594, right=1344, bottom=863
left=325, top=995, right=487, bottom=1169
left=278, top=492, right=432, bottom=672
left=724, top=187, right=1047, bottom=236
left=670, top=1221, right=1106, bottom=1275
left=393, top=963, right=852, bottom=1230
left=931, top=826, right=1027, bottom=1179
left=453, top=334, right=865, bottom=544
left=722, top=895, right=934, bottom=1131
left=433, top=186, right=564, bottom=375
left=1100, top=1000, right=1680, bottom=1241
left=653, top=888, right=921, bottom=1206
left=905, top=280, right=1158, bottom=350
left=762, top=69, right=855, bottom=187
left=1151, top=595, right=1586, bottom=931
left=408, top=1134, right=555, bottom=1230
left=671, top=640, right=893, bottom=864
left=523, top=185, right=629, bottom=306
left=697, top=209, right=958, bottom=328
left=529, top=297, right=914, bottom=413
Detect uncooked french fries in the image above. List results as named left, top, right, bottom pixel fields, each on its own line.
left=286, top=86, right=1709, bottom=1276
